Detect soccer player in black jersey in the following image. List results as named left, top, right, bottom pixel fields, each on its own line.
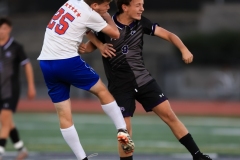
left=0, top=17, right=36, bottom=160
left=79, top=0, right=213, bottom=160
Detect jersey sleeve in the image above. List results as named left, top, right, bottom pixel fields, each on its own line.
left=17, top=45, right=29, bottom=66
left=141, top=16, right=159, bottom=36
left=85, top=11, right=108, bottom=32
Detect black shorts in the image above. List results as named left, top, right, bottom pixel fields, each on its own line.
left=0, top=97, right=19, bottom=113
left=111, top=80, right=168, bottom=117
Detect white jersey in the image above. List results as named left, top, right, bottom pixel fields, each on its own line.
left=38, top=0, right=107, bottom=60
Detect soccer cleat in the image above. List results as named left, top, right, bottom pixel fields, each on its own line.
left=15, top=147, right=28, bottom=160
left=117, top=129, right=135, bottom=154
left=193, top=154, right=212, bottom=160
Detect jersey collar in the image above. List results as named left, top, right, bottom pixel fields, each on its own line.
left=2, top=37, right=14, bottom=50
left=113, top=13, right=137, bottom=30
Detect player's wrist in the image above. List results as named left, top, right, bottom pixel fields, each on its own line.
left=101, top=12, right=111, bottom=21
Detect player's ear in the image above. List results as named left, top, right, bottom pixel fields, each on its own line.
left=90, top=3, right=98, bottom=10
left=122, top=4, right=128, bottom=12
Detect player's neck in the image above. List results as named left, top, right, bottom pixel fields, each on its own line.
left=117, top=13, right=134, bottom=26
left=0, top=36, right=10, bottom=46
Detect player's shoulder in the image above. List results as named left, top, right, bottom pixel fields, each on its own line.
left=140, top=15, right=152, bottom=23
left=138, top=16, right=156, bottom=29
left=60, top=0, right=94, bottom=22
left=6, top=37, right=23, bottom=49
left=11, top=40, right=23, bottom=48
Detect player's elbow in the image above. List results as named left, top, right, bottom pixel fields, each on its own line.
left=111, top=32, right=120, bottom=39
left=108, top=29, right=120, bottom=39
left=102, top=26, right=120, bottom=39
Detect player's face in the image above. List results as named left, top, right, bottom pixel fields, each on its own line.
left=93, top=2, right=111, bottom=16
left=125, top=0, right=144, bottom=20
left=0, top=24, right=11, bottom=41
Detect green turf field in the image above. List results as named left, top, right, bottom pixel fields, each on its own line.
left=7, top=113, right=240, bottom=155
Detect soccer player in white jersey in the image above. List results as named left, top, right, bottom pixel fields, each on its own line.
left=38, top=0, right=134, bottom=160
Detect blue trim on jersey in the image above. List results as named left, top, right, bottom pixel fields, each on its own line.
left=39, top=56, right=99, bottom=103
left=3, top=37, right=14, bottom=50
left=113, top=13, right=137, bottom=30
left=150, top=23, right=159, bottom=36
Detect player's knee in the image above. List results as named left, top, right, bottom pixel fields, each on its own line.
left=98, top=90, right=114, bottom=101
left=162, top=111, right=178, bottom=123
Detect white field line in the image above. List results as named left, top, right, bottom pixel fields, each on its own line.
left=24, top=137, right=240, bottom=150
left=212, top=128, right=240, bottom=136
left=171, top=153, right=218, bottom=159
left=135, top=140, right=240, bottom=149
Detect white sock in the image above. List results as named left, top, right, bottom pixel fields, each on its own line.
left=0, top=146, right=5, bottom=155
left=60, top=125, right=86, bottom=160
left=101, top=101, right=126, bottom=130
left=13, top=140, right=24, bottom=150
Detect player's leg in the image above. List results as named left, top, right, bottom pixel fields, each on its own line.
left=61, top=57, right=126, bottom=131
left=89, top=79, right=127, bottom=129
left=137, top=80, right=212, bottom=160
left=89, top=79, right=134, bottom=152
left=109, top=91, right=136, bottom=160
left=153, top=100, right=188, bottom=138
left=118, top=117, right=133, bottom=160
left=61, top=56, right=133, bottom=154
left=9, top=126, right=28, bottom=160
left=54, top=99, right=87, bottom=160
left=0, top=98, right=28, bottom=160
left=0, top=109, right=13, bottom=157
left=39, top=59, right=88, bottom=160
left=153, top=101, right=212, bottom=160
left=9, top=97, right=28, bottom=160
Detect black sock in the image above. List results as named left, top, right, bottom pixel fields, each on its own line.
left=0, top=138, right=7, bottom=154
left=120, top=156, right=133, bottom=160
left=179, top=133, right=202, bottom=158
left=83, top=157, right=88, bottom=160
left=0, top=139, right=7, bottom=148
left=9, top=128, right=24, bottom=151
left=10, top=128, right=21, bottom=144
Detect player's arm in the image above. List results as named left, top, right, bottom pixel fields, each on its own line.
left=78, top=31, right=97, bottom=54
left=24, top=62, right=36, bottom=99
left=154, top=26, right=193, bottom=64
left=100, top=12, right=120, bottom=39
left=78, top=41, right=96, bottom=54
left=79, top=31, right=116, bottom=58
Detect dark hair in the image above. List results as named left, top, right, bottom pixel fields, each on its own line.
left=115, top=0, right=132, bottom=14
left=84, top=0, right=112, bottom=5
left=0, top=17, right=12, bottom=27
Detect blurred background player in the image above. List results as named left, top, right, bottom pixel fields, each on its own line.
left=37, top=0, right=134, bottom=160
left=0, top=17, right=36, bottom=160
left=78, top=0, right=213, bottom=160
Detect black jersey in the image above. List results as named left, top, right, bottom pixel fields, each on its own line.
left=0, top=37, right=29, bottom=100
left=96, top=13, right=158, bottom=93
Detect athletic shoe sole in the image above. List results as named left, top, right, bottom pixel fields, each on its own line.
left=117, top=131, right=135, bottom=153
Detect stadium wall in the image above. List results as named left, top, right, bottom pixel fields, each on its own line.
left=18, top=99, right=240, bottom=116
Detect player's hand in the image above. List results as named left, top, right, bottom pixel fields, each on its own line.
left=99, top=43, right=116, bottom=58
left=181, top=48, right=193, bottom=64
left=78, top=43, right=87, bottom=54
left=28, top=85, right=36, bottom=100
